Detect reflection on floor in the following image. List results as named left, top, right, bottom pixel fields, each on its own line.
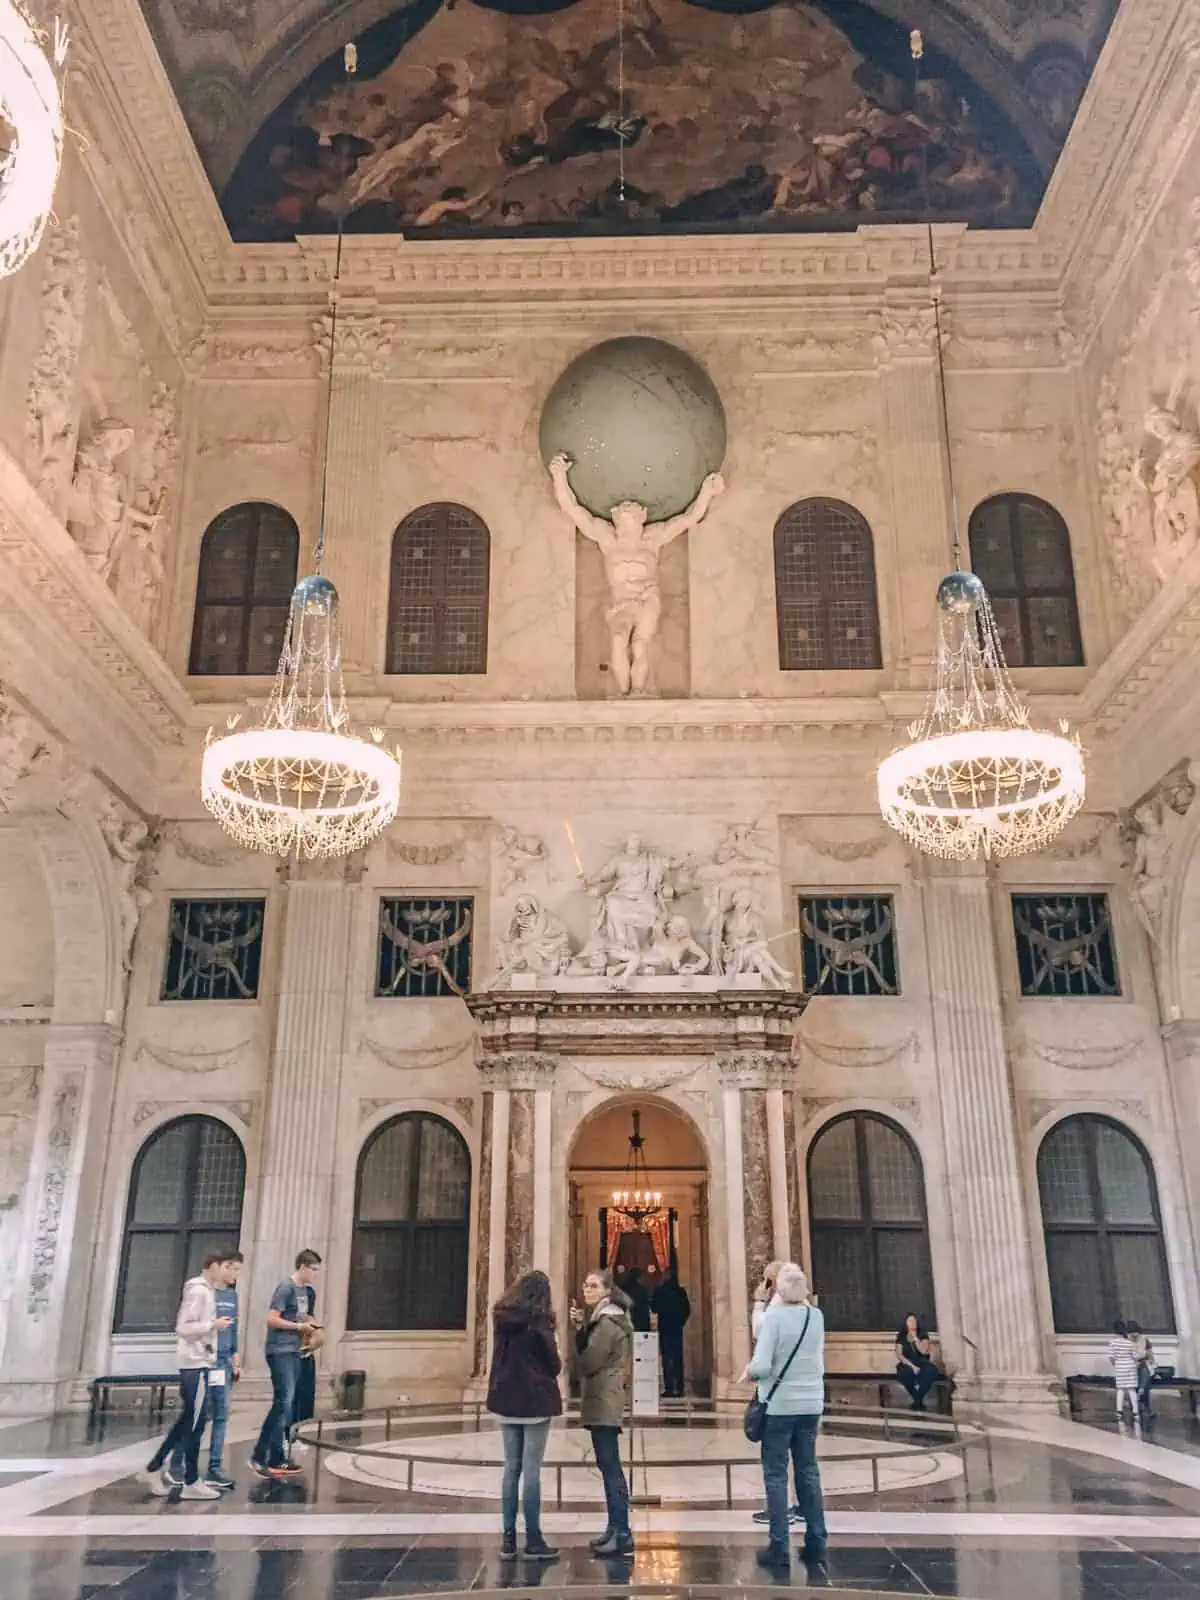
left=1, top=1402, right=1200, bottom=1597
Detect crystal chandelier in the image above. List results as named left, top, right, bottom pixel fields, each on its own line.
left=201, top=210, right=401, bottom=859
left=0, top=1, right=68, bottom=279
left=876, top=209, right=1085, bottom=860
left=610, top=1110, right=662, bottom=1228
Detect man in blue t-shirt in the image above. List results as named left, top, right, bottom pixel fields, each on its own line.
left=204, top=1251, right=243, bottom=1490
left=250, top=1248, right=322, bottom=1478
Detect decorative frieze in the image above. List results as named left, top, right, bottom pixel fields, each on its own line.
left=478, top=1052, right=557, bottom=1092
left=716, top=1052, right=793, bottom=1090
left=26, top=1075, right=82, bottom=1320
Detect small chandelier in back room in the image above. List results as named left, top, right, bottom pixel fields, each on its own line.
left=876, top=35, right=1085, bottom=863
left=201, top=61, right=402, bottom=861
left=610, top=1110, right=662, bottom=1230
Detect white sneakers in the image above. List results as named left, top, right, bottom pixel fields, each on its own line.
left=136, top=1469, right=171, bottom=1498
left=179, top=1481, right=221, bottom=1500
left=138, top=1469, right=220, bottom=1500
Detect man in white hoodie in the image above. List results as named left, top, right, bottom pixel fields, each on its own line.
left=137, top=1252, right=233, bottom=1501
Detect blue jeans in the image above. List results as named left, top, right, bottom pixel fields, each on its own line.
left=762, top=1412, right=826, bottom=1552
left=148, top=1368, right=209, bottom=1485
left=500, top=1421, right=551, bottom=1535
left=587, top=1425, right=630, bottom=1534
left=254, top=1352, right=300, bottom=1468
left=207, top=1361, right=233, bottom=1474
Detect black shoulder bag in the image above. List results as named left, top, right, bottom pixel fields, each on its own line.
left=743, top=1308, right=812, bottom=1444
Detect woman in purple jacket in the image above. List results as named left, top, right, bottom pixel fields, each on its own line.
left=486, top=1270, right=563, bottom=1561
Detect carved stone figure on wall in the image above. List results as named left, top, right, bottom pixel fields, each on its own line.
left=492, top=895, right=571, bottom=984
left=1096, top=379, right=1154, bottom=618
left=0, top=692, right=55, bottom=808
left=26, top=219, right=87, bottom=515
left=495, top=825, right=551, bottom=895
left=622, top=915, right=710, bottom=982
left=67, top=419, right=157, bottom=581
left=548, top=452, right=724, bottom=695
left=717, top=889, right=793, bottom=988
left=581, top=832, right=685, bottom=952
left=1120, top=762, right=1198, bottom=947
left=1138, top=386, right=1200, bottom=583
left=98, top=804, right=155, bottom=974
left=114, top=383, right=179, bottom=632
left=690, top=822, right=776, bottom=969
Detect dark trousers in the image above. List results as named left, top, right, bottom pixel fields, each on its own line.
left=762, top=1412, right=826, bottom=1552
left=148, top=1368, right=210, bottom=1486
left=896, top=1360, right=939, bottom=1409
left=587, top=1424, right=630, bottom=1534
left=660, top=1330, right=685, bottom=1397
left=288, top=1354, right=316, bottom=1455
left=1137, top=1363, right=1155, bottom=1414
left=254, top=1352, right=300, bottom=1468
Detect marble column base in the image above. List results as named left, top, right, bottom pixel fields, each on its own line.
left=0, top=1378, right=75, bottom=1414
left=954, top=1371, right=1060, bottom=1408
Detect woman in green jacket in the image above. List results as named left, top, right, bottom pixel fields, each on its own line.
left=570, top=1268, right=635, bottom=1556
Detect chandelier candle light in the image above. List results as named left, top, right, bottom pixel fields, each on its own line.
left=0, top=0, right=68, bottom=279
left=610, top=1110, right=663, bottom=1229
left=201, top=99, right=402, bottom=859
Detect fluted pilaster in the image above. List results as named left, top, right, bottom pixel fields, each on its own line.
left=924, top=865, right=1047, bottom=1394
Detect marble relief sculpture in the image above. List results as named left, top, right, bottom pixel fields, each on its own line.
left=114, top=383, right=179, bottom=631
left=26, top=219, right=87, bottom=515
left=66, top=418, right=159, bottom=582
left=489, top=825, right=792, bottom=990
left=548, top=453, right=724, bottom=694
left=97, top=804, right=156, bottom=974
left=495, top=826, right=552, bottom=895
left=1096, top=379, right=1155, bottom=616
left=1139, top=391, right=1200, bottom=583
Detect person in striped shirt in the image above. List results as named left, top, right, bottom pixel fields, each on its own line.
left=1109, top=1321, right=1139, bottom=1421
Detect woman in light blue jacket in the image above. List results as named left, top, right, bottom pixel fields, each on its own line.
left=744, top=1261, right=827, bottom=1571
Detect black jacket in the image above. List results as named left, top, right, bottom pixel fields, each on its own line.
left=486, top=1305, right=563, bottom=1419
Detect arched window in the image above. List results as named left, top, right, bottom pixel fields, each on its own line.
left=967, top=494, right=1082, bottom=667
left=348, top=1113, right=471, bottom=1330
left=1037, top=1116, right=1174, bottom=1334
left=189, top=502, right=299, bottom=675
left=114, top=1117, right=245, bottom=1334
left=807, top=1113, right=934, bottom=1332
left=386, top=503, right=490, bottom=675
left=773, top=499, right=881, bottom=671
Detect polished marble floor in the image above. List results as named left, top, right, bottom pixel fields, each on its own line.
left=0, top=1403, right=1199, bottom=1598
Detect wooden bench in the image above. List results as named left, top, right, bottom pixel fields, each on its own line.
left=825, top=1370, right=953, bottom=1416
left=1066, top=1373, right=1200, bottom=1417
left=87, top=1375, right=177, bottom=1438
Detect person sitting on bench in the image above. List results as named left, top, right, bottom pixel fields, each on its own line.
left=895, top=1314, right=941, bottom=1411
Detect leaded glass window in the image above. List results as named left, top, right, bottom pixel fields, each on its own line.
left=162, top=899, right=265, bottom=1001
left=114, top=1117, right=245, bottom=1333
left=348, top=1113, right=471, bottom=1330
left=968, top=494, right=1083, bottom=667
left=1037, top=1116, right=1174, bottom=1334
left=807, top=1113, right=934, bottom=1333
left=189, top=502, right=299, bottom=675
left=386, top=503, right=490, bottom=675
left=773, top=499, right=882, bottom=671
left=1012, top=893, right=1119, bottom=997
left=801, top=895, right=899, bottom=996
left=376, top=897, right=473, bottom=998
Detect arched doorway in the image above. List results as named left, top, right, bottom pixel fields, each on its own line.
left=566, top=1097, right=712, bottom=1395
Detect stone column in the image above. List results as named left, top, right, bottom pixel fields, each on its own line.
left=319, top=307, right=393, bottom=673
left=922, top=862, right=1051, bottom=1400
left=2, top=1022, right=121, bottom=1409
left=474, top=1052, right=556, bottom=1371
left=247, top=870, right=355, bottom=1364
left=874, top=301, right=955, bottom=680
left=1158, top=1022, right=1200, bottom=1372
left=782, top=1088, right=805, bottom=1270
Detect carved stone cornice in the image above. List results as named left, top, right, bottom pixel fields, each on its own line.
left=716, top=1051, right=794, bottom=1090
left=466, top=989, right=806, bottom=1059
left=478, top=1051, right=557, bottom=1091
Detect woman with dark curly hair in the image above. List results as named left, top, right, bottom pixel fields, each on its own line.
left=486, top=1269, right=563, bottom=1561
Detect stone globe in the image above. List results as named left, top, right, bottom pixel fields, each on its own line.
left=539, top=336, right=727, bottom=521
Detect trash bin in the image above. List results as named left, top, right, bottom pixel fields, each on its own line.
left=339, top=1370, right=366, bottom=1414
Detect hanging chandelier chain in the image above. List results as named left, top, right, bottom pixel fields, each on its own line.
left=313, top=220, right=345, bottom=576
left=616, top=0, right=626, bottom=201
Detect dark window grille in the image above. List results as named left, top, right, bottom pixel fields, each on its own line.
left=807, top=1112, right=934, bottom=1333
left=189, top=502, right=299, bottom=675
left=968, top=494, right=1083, bottom=667
left=800, top=895, right=899, bottom=996
left=162, top=899, right=265, bottom=1001
left=386, top=503, right=490, bottom=675
left=1037, top=1115, right=1175, bottom=1334
left=1012, top=893, right=1119, bottom=998
left=773, top=499, right=881, bottom=671
left=348, top=1113, right=471, bottom=1330
left=377, top=897, right=473, bottom=998
left=114, top=1116, right=245, bottom=1333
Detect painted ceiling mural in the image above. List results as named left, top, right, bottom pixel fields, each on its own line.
left=138, top=0, right=1119, bottom=242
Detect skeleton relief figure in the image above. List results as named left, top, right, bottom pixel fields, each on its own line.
left=492, top=894, right=571, bottom=984
left=549, top=453, right=724, bottom=695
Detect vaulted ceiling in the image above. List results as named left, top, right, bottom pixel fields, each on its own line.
left=137, top=0, right=1119, bottom=241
